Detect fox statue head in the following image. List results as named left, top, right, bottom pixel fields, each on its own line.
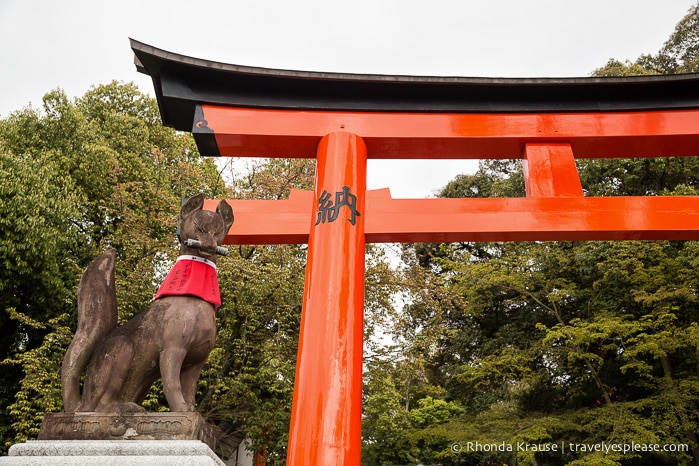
left=178, top=194, right=234, bottom=262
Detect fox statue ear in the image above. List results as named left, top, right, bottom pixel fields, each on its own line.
left=180, top=194, right=205, bottom=220
left=217, top=200, right=235, bottom=234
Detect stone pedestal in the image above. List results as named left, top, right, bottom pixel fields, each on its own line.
left=0, top=412, right=226, bottom=464
left=38, top=412, right=216, bottom=450
left=1, top=440, right=225, bottom=465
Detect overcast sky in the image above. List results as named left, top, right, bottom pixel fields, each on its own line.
left=1, top=0, right=695, bottom=197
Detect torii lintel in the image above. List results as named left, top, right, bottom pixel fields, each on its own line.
left=205, top=190, right=699, bottom=244
left=131, top=38, right=699, bottom=244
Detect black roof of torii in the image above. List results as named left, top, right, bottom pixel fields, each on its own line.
left=130, top=38, right=699, bottom=133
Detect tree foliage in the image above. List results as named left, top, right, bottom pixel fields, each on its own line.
left=360, top=4, right=699, bottom=465
left=0, top=82, right=225, bottom=452
left=0, top=83, right=398, bottom=463
left=593, top=3, right=699, bottom=76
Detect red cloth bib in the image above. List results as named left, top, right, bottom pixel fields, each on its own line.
left=153, top=255, right=221, bottom=311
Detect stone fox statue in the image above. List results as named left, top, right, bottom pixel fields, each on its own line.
left=61, top=194, right=234, bottom=413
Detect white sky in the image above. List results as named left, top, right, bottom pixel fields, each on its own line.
left=0, top=0, right=695, bottom=197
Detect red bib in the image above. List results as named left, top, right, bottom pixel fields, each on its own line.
left=153, top=255, right=221, bottom=311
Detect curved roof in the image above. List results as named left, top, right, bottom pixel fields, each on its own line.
left=130, top=38, right=699, bottom=131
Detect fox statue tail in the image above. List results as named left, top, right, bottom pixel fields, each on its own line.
left=61, top=248, right=118, bottom=412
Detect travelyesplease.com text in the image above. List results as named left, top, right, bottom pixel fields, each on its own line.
left=451, top=441, right=690, bottom=456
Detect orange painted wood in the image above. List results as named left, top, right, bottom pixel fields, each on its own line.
left=206, top=190, right=699, bottom=244
left=199, top=105, right=699, bottom=159
left=286, top=133, right=366, bottom=466
left=196, top=106, right=699, bottom=466
left=132, top=42, right=699, bottom=466
left=522, top=143, right=583, bottom=198
left=204, top=190, right=314, bottom=245
left=365, top=194, right=699, bottom=242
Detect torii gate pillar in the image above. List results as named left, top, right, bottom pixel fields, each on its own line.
left=288, top=133, right=367, bottom=464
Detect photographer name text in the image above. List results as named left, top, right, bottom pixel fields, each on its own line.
left=451, top=441, right=689, bottom=456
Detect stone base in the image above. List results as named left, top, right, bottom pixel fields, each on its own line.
left=38, top=412, right=216, bottom=451
left=1, top=440, right=225, bottom=465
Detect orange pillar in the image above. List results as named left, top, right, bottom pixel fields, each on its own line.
left=287, top=132, right=367, bottom=465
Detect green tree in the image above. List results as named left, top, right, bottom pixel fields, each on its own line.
left=593, top=3, right=699, bottom=76
left=0, top=82, right=225, bottom=452
left=373, top=5, right=699, bottom=464
left=362, top=359, right=415, bottom=466
left=0, top=140, right=85, bottom=447
left=395, top=159, right=699, bottom=464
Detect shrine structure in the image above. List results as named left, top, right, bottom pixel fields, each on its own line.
left=131, top=39, right=699, bottom=466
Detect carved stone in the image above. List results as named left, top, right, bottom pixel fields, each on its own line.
left=2, top=439, right=225, bottom=465
left=60, top=194, right=234, bottom=414
left=38, top=412, right=216, bottom=450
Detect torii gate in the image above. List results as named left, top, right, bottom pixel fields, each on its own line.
left=131, top=40, right=699, bottom=465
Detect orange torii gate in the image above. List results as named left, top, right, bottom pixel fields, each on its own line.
left=132, top=40, right=699, bottom=465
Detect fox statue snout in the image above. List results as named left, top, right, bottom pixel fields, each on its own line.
left=61, top=194, right=234, bottom=414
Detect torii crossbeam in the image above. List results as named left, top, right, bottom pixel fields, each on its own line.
left=131, top=39, right=699, bottom=465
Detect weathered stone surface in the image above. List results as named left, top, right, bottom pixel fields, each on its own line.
left=38, top=412, right=216, bottom=450
left=1, top=440, right=225, bottom=465
left=63, top=195, right=234, bottom=414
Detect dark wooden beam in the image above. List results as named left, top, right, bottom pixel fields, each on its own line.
left=131, top=39, right=699, bottom=133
